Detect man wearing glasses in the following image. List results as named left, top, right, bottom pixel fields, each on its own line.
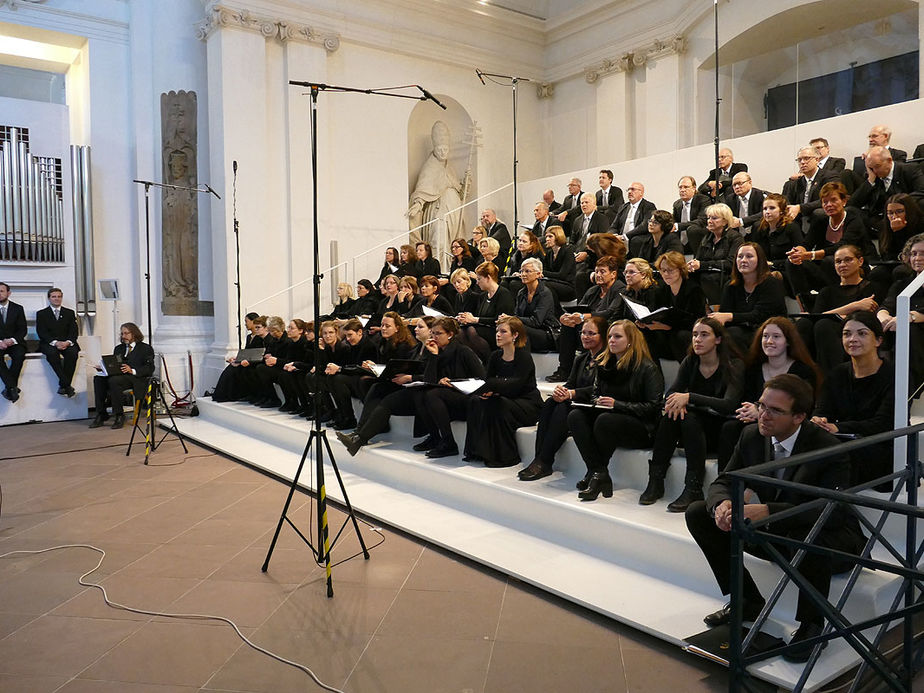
left=685, top=374, right=865, bottom=663
left=782, top=146, right=836, bottom=232
left=723, top=172, right=766, bottom=236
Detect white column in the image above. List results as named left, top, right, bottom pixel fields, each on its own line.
left=595, top=69, right=629, bottom=163
left=640, top=51, right=681, bottom=157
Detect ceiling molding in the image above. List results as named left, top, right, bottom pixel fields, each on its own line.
left=196, top=3, right=341, bottom=51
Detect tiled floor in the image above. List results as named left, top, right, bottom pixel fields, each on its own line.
left=0, top=420, right=773, bottom=692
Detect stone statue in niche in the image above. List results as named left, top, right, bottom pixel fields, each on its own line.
left=160, top=90, right=211, bottom=316
left=406, top=120, right=471, bottom=252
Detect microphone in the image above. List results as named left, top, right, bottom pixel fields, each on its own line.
left=204, top=183, right=221, bottom=199
left=232, top=160, right=238, bottom=174
left=475, top=69, right=486, bottom=85
left=417, top=86, right=447, bottom=110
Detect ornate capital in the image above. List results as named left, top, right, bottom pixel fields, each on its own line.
left=535, top=82, right=554, bottom=99
left=196, top=3, right=341, bottom=52
left=584, top=35, right=684, bottom=82
left=0, top=0, right=48, bottom=8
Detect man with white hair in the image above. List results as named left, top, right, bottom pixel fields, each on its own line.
left=699, top=147, right=748, bottom=199
left=610, top=182, right=656, bottom=239
left=555, top=177, right=585, bottom=233
left=781, top=147, right=835, bottom=232
left=849, top=145, right=924, bottom=225
left=851, top=124, right=907, bottom=177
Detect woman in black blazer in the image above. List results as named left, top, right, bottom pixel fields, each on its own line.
left=541, top=225, right=577, bottom=302
left=409, top=241, right=441, bottom=279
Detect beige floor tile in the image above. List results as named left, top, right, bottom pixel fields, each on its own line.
left=403, top=545, right=508, bottom=595
left=162, top=579, right=297, bottom=628
left=485, top=640, right=627, bottom=693
left=52, top=573, right=202, bottom=621
left=261, top=581, right=398, bottom=637
left=0, top=672, right=69, bottom=693
left=118, top=543, right=238, bottom=580
left=209, top=545, right=322, bottom=585
left=375, top=587, right=503, bottom=640
left=60, top=681, right=200, bottom=692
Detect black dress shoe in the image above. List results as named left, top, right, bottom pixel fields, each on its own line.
left=332, top=418, right=357, bottom=431
left=783, top=621, right=827, bottom=663
left=638, top=477, right=665, bottom=505
left=666, top=485, right=704, bottom=513
left=544, top=369, right=567, bottom=383
left=575, top=469, right=595, bottom=491
left=88, top=416, right=105, bottom=429
left=518, top=460, right=553, bottom=481
left=703, top=600, right=765, bottom=628
left=57, top=386, right=67, bottom=395
left=335, top=431, right=364, bottom=457
left=65, top=386, right=76, bottom=398
left=578, top=472, right=613, bottom=501
left=110, top=414, right=125, bottom=430
left=426, top=441, right=459, bottom=458
left=412, top=436, right=440, bottom=452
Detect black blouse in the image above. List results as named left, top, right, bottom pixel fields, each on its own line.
left=481, top=348, right=541, bottom=403
left=718, top=275, right=787, bottom=328
left=475, top=285, right=516, bottom=326
left=814, top=280, right=875, bottom=313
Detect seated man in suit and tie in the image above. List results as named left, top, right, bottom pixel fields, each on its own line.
left=480, top=208, right=511, bottom=266
left=554, top=177, right=584, bottom=233
left=595, top=169, right=624, bottom=224
left=36, top=287, right=81, bottom=397
left=810, top=137, right=846, bottom=175
left=530, top=200, right=562, bottom=237
left=571, top=193, right=611, bottom=297
left=848, top=145, right=924, bottom=228
left=782, top=147, right=836, bottom=233
left=673, top=175, right=710, bottom=253
left=90, top=322, right=155, bottom=429
left=850, top=124, right=907, bottom=179
left=725, top=172, right=767, bottom=237
left=542, top=189, right=561, bottom=215
left=610, top=182, right=656, bottom=240
left=0, top=281, right=27, bottom=403
left=685, top=374, right=865, bottom=663
left=699, top=147, right=748, bottom=200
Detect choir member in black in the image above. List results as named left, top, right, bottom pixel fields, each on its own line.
left=502, top=230, right=545, bottom=296
left=35, top=287, right=80, bottom=397
left=396, top=276, right=423, bottom=318
left=643, top=317, right=744, bottom=511
left=410, top=275, right=453, bottom=320
left=812, top=311, right=894, bottom=487
left=469, top=226, right=486, bottom=262
left=412, top=317, right=486, bottom=458
left=637, top=251, right=707, bottom=362
left=370, top=274, right=403, bottom=331
left=374, top=247, right=400, bottom=289
left=786, top=181, right=875, bottom=310
left=448, top=237, right=478, bottom=274
left=320, top=282, right=355, bottom=321
left=355, top=311, right=417, bottom=398
left=796, top=244, right=877, bottom=373
left=507, top=258, right=559, bottom=352
left=541, top=225, right=577, bottom=301
left=716, top=316, right=821, bottom=471
left=408, top=241, right=441, bottom=280
left=276, top=319, right=314, bottom=412
left=878, top=234, right=924, bottom=395
left=477, top=236, right=504, bottom=274
left=613, top=258, right=660, bottom=322
left=570, top=321, right=665, bottom=501
left=688, top=203, right=743, bottom=305
left=749, top=193, right=802, bottom=270
left=211, top=314, right=266, bottom=402
left=324, top=317, right=377, bottom=430
left=463, top=317, right=541, bottom=467
left=352, top=279, right=379, bottom=317
left=397, top=244, right=415, bottom=277
left=336, top=317, right=436, bottom=456
left=517, top=315, right=608, bottom=482
left=250, top=316, right=290, bottom=407
left=630, top=210, right=683, bottom=264
left=457, top=261, right=515, bottom=361
left=449, top=269, right=480, bottom=315
left=89, top=322, right=155, bottom=429
left=546, top=255, right=626, bottom=382
left=868, top=194, right=924, bottom=295
left=299, top=320, right=350, bottom=423
left=710, top=242, right=787, bottom=351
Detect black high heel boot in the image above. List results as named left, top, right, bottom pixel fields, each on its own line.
left=575, top=469, right=595, bottom=491
left=578, top=472, right=613, bottom=501
left=639, top=461, right=668, bottom=505
left=667, top=472, right=703, bottom=513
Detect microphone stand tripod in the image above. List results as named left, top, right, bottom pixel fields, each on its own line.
left=262, top=81, right=440, bottom=597
left=127, top=178, right=219, bottom=462
left=476, top=69, right=530, bottom=242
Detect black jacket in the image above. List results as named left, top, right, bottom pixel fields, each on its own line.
left=596, top=357, right=665, bottom=432
left=36, top=305, right=80, bottom=348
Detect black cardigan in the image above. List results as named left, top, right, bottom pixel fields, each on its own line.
left=421, top=339, right=486, bottom=383
left=596, top=357, right=665, bottom=432
left=718, top=275, right=787, bottom=328
left=515, top=282, right=559, bottom=331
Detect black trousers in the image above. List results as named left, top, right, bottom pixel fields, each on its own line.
left=93, top=372, right=148, bottom=416
left=557, top=324, right=581, bottom=374
left=39, top=343, right=79, bottom=388
left=0, top=343, right=26, bottom=391
left=796, top=316, right=845, bottom=375
left=785, top=258, right=838, bottom=308
left=533, top=398, right=571, bottom=467
left=650, top=410, right=725, bottom=481
left=355, top=387, right=418, bottom=442
left=645, top=329, right=691, bottom=362
left=414, top=386, right=470, bottom=442
left=525, top=326, right=556, bottom=353
left=685, top=500, right=861, bottom=624
left=567, top=409, right=652, bottom=472
left=327, top=372, right=365, bottom=422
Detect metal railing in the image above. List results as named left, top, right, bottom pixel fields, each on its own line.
left=726, top=424, right=924, bottom=692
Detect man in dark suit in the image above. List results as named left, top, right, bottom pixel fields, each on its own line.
left=571, top=193, right=611, bottom=297
left=480, top=208, right=511, bottom=265
left=781, top=146, right=836, bottom=232
left=595, top=169, right=624, bottom=224
left=810, top=137, right=846, bottom=175
left=36, top=287, right=81, bottom=397
left=530, top=201, right=562, bottom=237
left=610, top=182, right=656, bottom=239
left=699, top=148, right=748, bottom=199
left=673, top=176, right=710, bottom=253
left=554, top=177, right=584, bottom=233
left=90, top=321, right=156, bottom=429
left=686, top=375, right=865, bottom=663
left=848, top=146, right=924, bottom=226
left=0, top=281, right=27, bottom=403
left=542, top=189, right=561, bottom=215
left=725, top=172, right=767, bottom=236
left=851, top=124, right=907, bottom=178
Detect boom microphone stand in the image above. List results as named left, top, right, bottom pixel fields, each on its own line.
left=232, top=161, right=242, bottom=350
left=262, top=81, right=440, bottom=597
left=476, top=69, right=529, bottom=235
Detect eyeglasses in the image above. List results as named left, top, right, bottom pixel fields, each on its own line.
left=580, top=330, right=599, bottom=336
left=795, top=156, right=817, bottom=162
left=659, top=266, right=679, bottom=274
left=732, top=180, right=751, bottom=187
left=756, top=402, right=792, bottom=417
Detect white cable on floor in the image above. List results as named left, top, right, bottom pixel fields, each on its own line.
left=0, top=544, right=349, bottom=693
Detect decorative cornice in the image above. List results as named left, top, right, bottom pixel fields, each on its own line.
left=0, top=0, right=48, bottom=8
left=195, top=3, right=341, bottom=51
left=535, top=82, right=554, bottom=99
left=583, top=34, right=685, bottom=83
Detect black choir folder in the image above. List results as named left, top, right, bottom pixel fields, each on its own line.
left=683, top=625, right=785, bottom=666
left=621, top=294, right=674, bottom=324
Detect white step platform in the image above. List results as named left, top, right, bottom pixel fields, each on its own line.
left=171, top=395, right=912, bottom=692
left=0, top=351, right=89, bottom=426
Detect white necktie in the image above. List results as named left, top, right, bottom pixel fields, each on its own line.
left=623, top=205, right=636, bottom=234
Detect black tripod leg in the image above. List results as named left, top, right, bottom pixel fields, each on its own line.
left=262, top=430, right=320, bottom=572
left=153, top=384, right=189, bottom=453
left=321, top=431, right=370, bottom=560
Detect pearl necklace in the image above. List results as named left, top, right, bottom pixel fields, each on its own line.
left=829, top=214, right=846, bottom=232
